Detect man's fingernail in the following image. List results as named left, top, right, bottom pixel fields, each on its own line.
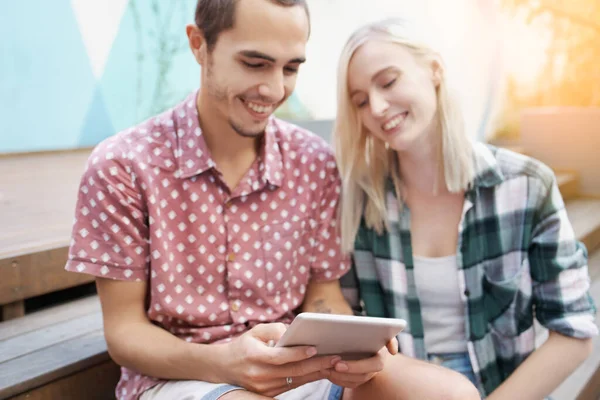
left=330, top=356, right=342, bottom=366
left=306, top=347, right=317, bottom=357
left=336, top=362, right=349, bottom=372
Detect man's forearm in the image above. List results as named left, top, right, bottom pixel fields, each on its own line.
left=108, top=320, right=226, bottom=382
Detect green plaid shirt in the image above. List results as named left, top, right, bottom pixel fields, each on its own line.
left=340, top=142, right=597, bottom=396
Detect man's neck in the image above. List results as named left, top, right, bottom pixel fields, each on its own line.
left=196, top=92, right=259, bottom=162
left=196, top=91, right=261, bottom=191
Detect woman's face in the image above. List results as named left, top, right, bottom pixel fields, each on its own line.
left=347, top=40, right=441, bottom=152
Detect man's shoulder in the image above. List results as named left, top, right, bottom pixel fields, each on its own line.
left=89, top=102, right=188, bottom=168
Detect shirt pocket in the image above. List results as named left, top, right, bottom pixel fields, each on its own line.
left=260, top=219, right=309, bottom=297
left=482, top=253, right=531, bottom=337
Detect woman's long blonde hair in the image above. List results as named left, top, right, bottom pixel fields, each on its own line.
left=334, top=18, right=475, bottom=253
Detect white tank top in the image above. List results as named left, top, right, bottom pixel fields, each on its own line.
left=413, top=254, right=468, bottom=354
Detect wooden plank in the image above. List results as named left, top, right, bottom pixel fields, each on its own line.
left=0, top=330, right=110, bottom=399
left=0, top=312, right=103, bottom=364
left=0, top=247, right=95, bottom=305
left=588, top=251, right=600, bottom=283
left=556, top=172, right=579, bottom=202
left=576, top=366, right=600, bottom=400
left=0, top=302, right=24, bottom=322
left=9, top=359, right=120, bottom=400
left=0, top=150, right=90, bottom=258
left=567, top=199, right=600, bottom=254
left=0, top=233, right=71, bottom=260
left=0, top=147, right=93, bottom=159
left=0, top=295, right=100, bottom=341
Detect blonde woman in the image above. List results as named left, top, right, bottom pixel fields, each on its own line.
left=335, top=19, right=597, bottom=399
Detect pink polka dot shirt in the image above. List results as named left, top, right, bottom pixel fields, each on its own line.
left=65, top=91, right=350, bottom=399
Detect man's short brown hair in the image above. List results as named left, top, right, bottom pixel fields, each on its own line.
left=195, top=0, right=310, bottom=51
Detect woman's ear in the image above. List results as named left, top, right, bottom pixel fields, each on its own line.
left=186, top=24, right=207, bottom=66
left=431, top=58, right=443, bottom=87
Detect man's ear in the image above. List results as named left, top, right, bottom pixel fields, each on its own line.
left=186, top=24, right=207, bottom=66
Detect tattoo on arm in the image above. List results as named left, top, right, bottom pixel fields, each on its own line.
left=312, top=299, right=332, bottom=314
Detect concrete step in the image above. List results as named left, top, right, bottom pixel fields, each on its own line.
left=567, top=199, right=600, bottom=254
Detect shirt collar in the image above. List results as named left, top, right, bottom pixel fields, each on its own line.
left=260, top=118, right=284, bottom=187
left=470, top=142, right=504, bottom=189
left=175, top=91, right=284, bottom=187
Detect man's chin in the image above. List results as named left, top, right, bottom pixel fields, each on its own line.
left=230, top=120, right=269, bottom=138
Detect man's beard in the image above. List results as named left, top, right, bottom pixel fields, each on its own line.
left=229, top=119, right=266, bottom=138
left=205, top=60, right=270, bottom=139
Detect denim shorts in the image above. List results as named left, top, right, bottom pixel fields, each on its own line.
left=428, top=352, right=553, bottom=399
left=428, top=351, right=478, bottom=387
left=140, top=379, right=343, bottom=400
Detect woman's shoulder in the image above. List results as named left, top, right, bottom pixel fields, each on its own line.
left=473, top=142, right=556, bottom=191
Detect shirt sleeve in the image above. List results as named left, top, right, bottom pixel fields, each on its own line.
left=340, top=217, right=390, bottom=317
left=307, top=156, right=351, bottom=282
left=530, top=174, right=598, bottom=338
left=65, top=139, right=150, bottom=281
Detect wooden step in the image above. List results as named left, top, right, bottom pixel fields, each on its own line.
left=567, top=199, right=600, bottom=254
left=557, top=172, right=580, bottom=202
left=0, top=150, right=94, bottom=321
left=551, top=251, right=600, bottom=400
left=0, top=295, right=119, bottom=399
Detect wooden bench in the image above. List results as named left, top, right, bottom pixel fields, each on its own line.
left=0, top=295, right=119, bottom=399
left=0, top=150, right=94, bottom=321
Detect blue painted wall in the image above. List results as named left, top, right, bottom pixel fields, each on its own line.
left=0, top=1, right=311, bottom=153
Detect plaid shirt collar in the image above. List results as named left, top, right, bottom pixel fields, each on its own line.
left=471, top=142, right=504, bottom=189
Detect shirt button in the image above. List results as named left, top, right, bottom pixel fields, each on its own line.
left=227, top=253, right=236, bottom=262
left=231, top=301, right=240, bottom=312
left=464, top=289, right=471, bottom=297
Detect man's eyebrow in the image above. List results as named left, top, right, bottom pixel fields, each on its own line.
left=238, top=50, right=306, bottom=64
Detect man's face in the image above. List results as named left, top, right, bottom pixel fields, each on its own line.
left=199, top=0, right=309, bottom=138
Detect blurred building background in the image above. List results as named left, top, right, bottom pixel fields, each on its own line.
left=0, top=2, right=599, bottom=398
left=3, top=0, right=597, bottom=153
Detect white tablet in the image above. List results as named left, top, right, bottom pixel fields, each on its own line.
left=275, top=313, right=406, bottom=360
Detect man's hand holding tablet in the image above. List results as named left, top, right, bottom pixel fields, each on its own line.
left=275, top=313, right=405, bottom=389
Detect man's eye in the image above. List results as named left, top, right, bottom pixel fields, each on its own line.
left=243, top=62, right=264, bottom=69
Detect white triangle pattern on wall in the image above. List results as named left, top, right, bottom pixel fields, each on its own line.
left=71, top=0, right=129, bottom=79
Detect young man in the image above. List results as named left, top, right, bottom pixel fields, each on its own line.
left=65, top=1, right=481, bottom=399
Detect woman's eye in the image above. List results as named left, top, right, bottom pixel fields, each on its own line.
left=383, top=78, right=396, bottom=88
left=356, top=99, right=368, bottom=108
